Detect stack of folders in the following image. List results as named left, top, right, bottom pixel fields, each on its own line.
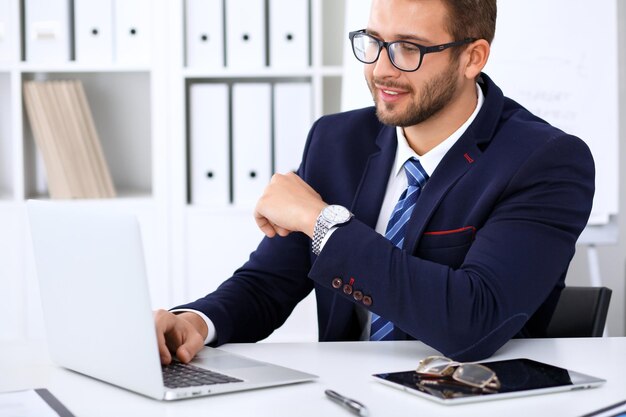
left=0, top=0, right=20, bottom=63
left=186, top=0, right=310, bottom=69
left=189, top=82, right=312, bottom=206
left=23, top=0, right=152, bottom=65
left=22, top=80, right=116, bottom=199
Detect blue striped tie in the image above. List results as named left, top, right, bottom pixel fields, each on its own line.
left=370, top=157, right=429, bottom=341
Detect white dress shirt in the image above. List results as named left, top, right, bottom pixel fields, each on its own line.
left=176, top=84, right=484, bottom=345
left=354, top=84, right=485, bottom=339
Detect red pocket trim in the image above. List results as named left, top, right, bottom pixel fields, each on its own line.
left=423, top=226, right=477, bottom=237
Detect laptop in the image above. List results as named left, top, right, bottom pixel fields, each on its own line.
left=26, top=200, right=318, bottom=401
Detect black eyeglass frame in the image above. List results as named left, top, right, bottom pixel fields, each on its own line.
left=348, top=29, right=477, bottom=72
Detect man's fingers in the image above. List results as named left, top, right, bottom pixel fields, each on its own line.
left=274, top=225, right=291, bottom=237
left=157, top=331, right=173, bottom=364
left=157, top=330, right=172, bottom=364
left=254, top=211, right=277, bottom=237
left=154, top=309, right=176, bottom=364
left=176, top=331, right=205, bottom=363
left=154, top=309, right=207, bottom=365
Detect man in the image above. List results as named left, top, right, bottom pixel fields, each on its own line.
left=155, top=0, right=594, bottom=363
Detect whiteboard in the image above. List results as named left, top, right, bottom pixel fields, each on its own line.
left=484, top=0, right=619, bottom=226
left=341, top=0, right=619, bottom=230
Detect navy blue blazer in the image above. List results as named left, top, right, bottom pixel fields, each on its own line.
left=178, top=73, right=595, bottom=361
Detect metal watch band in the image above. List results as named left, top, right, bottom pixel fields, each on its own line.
left=311, top=205, right=353, bottom=255
left=311, top=215, right=330, bottom=255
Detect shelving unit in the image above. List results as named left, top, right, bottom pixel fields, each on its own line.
left=1, top=0, right=348, bottom=343
left=168, top=0, right=346, bottom=342
left=0, top=0, right=172, bottom=341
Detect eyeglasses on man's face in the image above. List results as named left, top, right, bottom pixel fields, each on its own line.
left=348, top=30, right=476, bottom=72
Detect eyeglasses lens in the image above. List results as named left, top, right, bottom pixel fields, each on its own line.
left=352, top=33, right=422, bottom=71
left=453, top=364, right=496, bottom=388
left=352, top=33, right=378, bottom=63
left=417, top=356, right=455, bottom=376
left=387, top=42, right=421, bottom=71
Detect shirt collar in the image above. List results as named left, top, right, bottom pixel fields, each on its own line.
left=393, top=83, right=485, bottom=178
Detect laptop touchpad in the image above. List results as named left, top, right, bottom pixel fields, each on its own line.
left=194, top=349, right=266, bottom=370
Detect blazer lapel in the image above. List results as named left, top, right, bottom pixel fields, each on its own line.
left=405, top=73, right=505, bottom=253
left=405, top=139, right=482, bottom=253
left=350, top=125, right=397, bottom=227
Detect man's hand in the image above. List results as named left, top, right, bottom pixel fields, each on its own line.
left=254, top=172, right=327, bottom=239
left=154, top=310, right=208, bottom=365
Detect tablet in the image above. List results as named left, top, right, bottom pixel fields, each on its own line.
left=373, top=358, right=606, bottom=405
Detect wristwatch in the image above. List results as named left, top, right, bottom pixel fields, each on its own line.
left=312, top=204, right=353, bottom=255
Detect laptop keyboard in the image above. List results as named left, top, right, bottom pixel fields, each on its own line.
left=162, top=362, right=243, bottom=389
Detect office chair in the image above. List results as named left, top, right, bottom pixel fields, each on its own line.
left=545, top=286, right=612, bottom=337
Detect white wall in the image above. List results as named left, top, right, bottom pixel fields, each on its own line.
left=567, top=0, right=626, bottom=336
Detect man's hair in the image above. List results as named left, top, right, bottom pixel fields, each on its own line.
left=440, top=0, right=497, bottom=45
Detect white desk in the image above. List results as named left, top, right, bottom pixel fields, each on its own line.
left=2, top=338, right=625, bottom=417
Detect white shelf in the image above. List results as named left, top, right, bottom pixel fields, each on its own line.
left=25, top=192, right=154, bottom=205
left=182, top=66, right=344, bottom=79
left=185, top=204, right=256, bottom=216
left=316, top=65, right=344, bottom=76
left=17, top=64, right=152, bottom=73
left=0, top=192, right=16, bottom=203
left=183, top=68, right=314, bottom=79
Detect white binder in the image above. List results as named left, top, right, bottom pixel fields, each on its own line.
left=226, top=0, right=266, bottom=68
left=24, top=0, right=72, bottom=63
left=341, top=0, right=372, bottom=111
left=0, top=0, right=19, bottom=63
left=232, top=83, right=272, bottom=206
left=185, top=0, right=224, bottom=68
left=114, top=0, right=152, bottom=65
left=189, top=83, right=230, bottom=206
left=273, top=82, right=312, bottom=174
left=74, top=0, right=113, bottom=64
left=269, top=0, right=309, bottom=68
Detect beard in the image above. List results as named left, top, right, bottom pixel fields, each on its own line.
left=368, top=62, right=460, bottom=127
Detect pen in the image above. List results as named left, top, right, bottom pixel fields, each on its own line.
left=325, top=389, right=369, bottom=417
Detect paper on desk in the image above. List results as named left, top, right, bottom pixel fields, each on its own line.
left=0, top=389, right=70, bottom=417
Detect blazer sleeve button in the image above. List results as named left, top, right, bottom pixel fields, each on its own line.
left=343, top=284, right=353, bottom=295
left=353, top=290, right=363, bottom=301
left=362, top=295, right=372, bottom=306
left=332, top=277, right=343, bottom=289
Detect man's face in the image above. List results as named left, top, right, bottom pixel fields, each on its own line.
left=365, top=0, right=462, bottom=127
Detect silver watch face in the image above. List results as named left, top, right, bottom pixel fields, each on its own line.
left=322, top=205, right=352, bottom=223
